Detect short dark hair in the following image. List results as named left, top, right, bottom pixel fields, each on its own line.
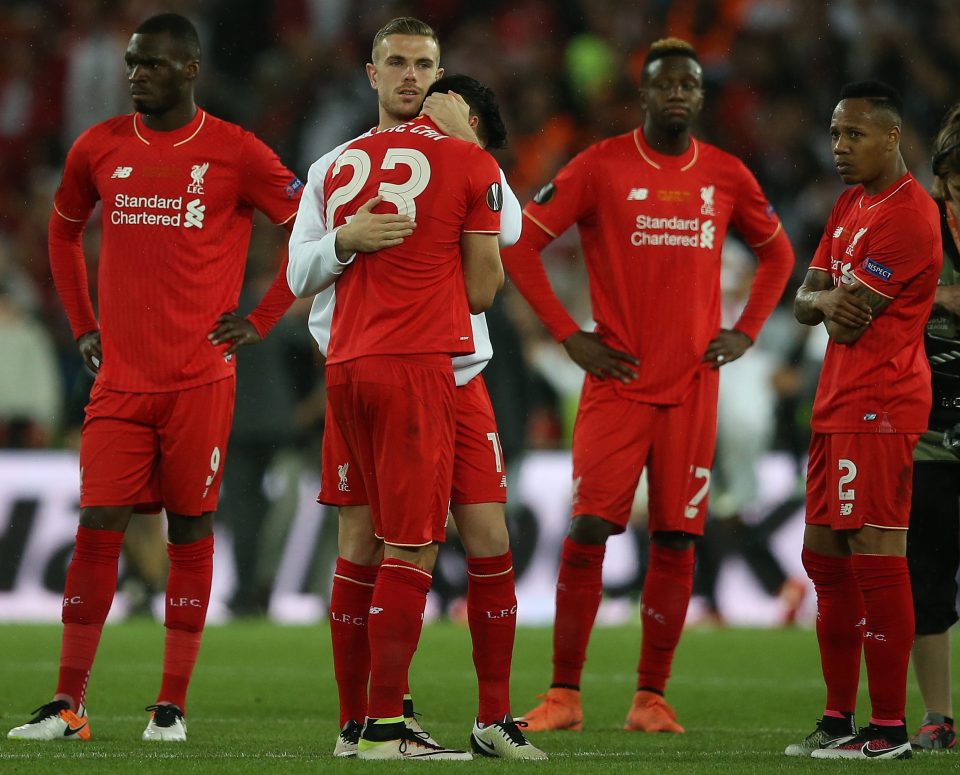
left=932, top=103, right=960, bottom=198
left=838, top=80, right=903, bottom=121
left=642, top=37, right=699, bottom=76
left=134, top=13, right=201, bottom=60
left=426, top=75, right=507, bottom=149
left=372, top=17, right=439, bottom=62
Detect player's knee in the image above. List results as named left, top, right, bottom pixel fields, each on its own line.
left=651, top=530, right=695, bottom=551
left=455, top=505, right=510, bottom=557
left=166, top=512, right=214, bottom=544
left=79, top=506, right=133, bottom=532
left=569, top=514, right=615, bottom=545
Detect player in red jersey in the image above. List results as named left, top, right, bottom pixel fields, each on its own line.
left=785, top=81, right=941, bottom=761
left=318, top=91, right=503, bottom=760
left=289, top=19, right=543, bottom=760
left=6, top=14, right=301, bottom=744
left=503, top=38, right=794, bottom=733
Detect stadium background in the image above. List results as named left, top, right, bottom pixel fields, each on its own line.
left=1, top=0, right=957, bottom=626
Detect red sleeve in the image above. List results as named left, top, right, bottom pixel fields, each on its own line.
left=49, top=211, right=98, bottom=339
left=462, top=145, right=502, bottom=234
left=49, top=135, right=99, bottom=339
left=521, top=149, right=594, bottom=238
left=239, top=132, right=303, bottom=227
left=501, top=215, right=580, bottom=342
left=733, top=228, right=795, bottom=342
left=849, top=206, right=939, bottom=299
left=238, top=132, right=300, bottom=337
left=809, top=202, right=839, bottom=272
left=730, top=160, right=781, bottom=247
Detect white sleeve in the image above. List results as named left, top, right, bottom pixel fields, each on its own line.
left=497, top=168, right=522, bottom=248
left=287, top=136, right=366, bottom=298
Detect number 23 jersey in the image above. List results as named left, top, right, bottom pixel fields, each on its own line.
left=322, top=116, right=502, bottom=364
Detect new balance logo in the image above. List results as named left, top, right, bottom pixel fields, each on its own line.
left=833, top=226, right=844, bottom=238
left=627, top=188, right=648, bottom=201
left=184, top=198, right=205, bottom=229
left=111, top=166, right=133, bottom=179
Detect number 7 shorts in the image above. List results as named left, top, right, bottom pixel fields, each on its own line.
left=571, top=368, right=718, bottom=535
left=79, top=376, right=235, bottom=516
left=805, top=431, right=920, bottom=530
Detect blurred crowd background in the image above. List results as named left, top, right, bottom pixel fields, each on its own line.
left=2, top=0, right=957, bottom=619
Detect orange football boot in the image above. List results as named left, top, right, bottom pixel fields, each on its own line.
left=623, top=690, right=685, bottom=733
left=519, top=688, right=583, bottom=731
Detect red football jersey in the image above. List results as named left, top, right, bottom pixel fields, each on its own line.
left=52, top=109, right=301, bottom=392
left=522, top=130, right=782, bottom=404
left=323, top=117, right=501, bottom=364
left=810, top=174, right=941, bottom=433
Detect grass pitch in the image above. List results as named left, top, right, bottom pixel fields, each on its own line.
left=0, top=619, right=955, bottom=772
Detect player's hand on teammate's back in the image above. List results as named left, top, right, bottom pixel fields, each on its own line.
left=421, top=90, right=479, bottom=146
left=208, top=312, right=261, bottom=355
left=78, top=330, right=102, bottom=373
left=562, top=330, right=639, bottom=383
left=816, top=281, right=873, bottom=329
left=336, top=195, right=416, bottom=259
left=702, top=328, right=752, bottom=369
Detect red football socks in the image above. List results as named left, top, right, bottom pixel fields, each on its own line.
left=329, top=557, right=378, bottom=726
left=467, top=551, right=516, bottom=724
left=57, top=526, right=124, bottom=707
left=366, top=558, right=432, bottom=720
left=637, top=543, right=694, bottom=694
left=157, top=535, right=214, bottom=713
left=551, top=537, right=605, bottom=688
left=802, top=548, right=864, bottom=715
left=852, top=553, right=914, bottom=724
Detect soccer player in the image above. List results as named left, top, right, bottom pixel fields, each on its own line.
left=7, top=14, right=302, bottom=743
left=905, top=104, right=960, bottom=751
left=288, top=20, right=543, bottom=760
left=786, top=81, right=941, bottom=760
left=312, top=71, right=503, bottom=760
left=502, top=37, right=795, bottom=733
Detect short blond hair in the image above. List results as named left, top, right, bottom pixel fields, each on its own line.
left=371, top=17, right=439, bottom=63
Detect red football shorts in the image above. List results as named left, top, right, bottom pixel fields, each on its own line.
left=805, top=431, right=920, bottom=530
left=79, top=376, right=235, bottom=516
left=319, top=373, right=506, bottom=507
left=571, top=368, right=718, bottom=535
left=324, top=354, right=456, bottom=547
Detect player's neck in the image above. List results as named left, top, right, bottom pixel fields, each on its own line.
left=378, top=109, right=414, bottom=132
left=862, top=155, right=908, bottom=196
left=642, top=125, right=691, bottom=156
left=139, top=101, right=198, bottom=133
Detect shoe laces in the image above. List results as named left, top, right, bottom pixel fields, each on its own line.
left=400, top=726, right=443, bottom=752
left=28, top=700, right=70, bottom=723
left=145, top=704, right=184, bottom=728
left=340, top=719, right=362, bottom=743
left=493, top=717, right=530, bottom=747
left=406, top=711, right=432, bottom=742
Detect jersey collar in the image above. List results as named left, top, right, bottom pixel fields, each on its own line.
left=132, top=108, right=206, bottom=148
left=633, top=129, right=698, bottom=172
left=858, top=172, right=913, bottom=210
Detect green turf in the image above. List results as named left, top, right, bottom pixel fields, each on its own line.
left=0, top=620, right=955, bottom=772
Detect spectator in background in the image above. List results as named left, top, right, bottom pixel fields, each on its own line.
left=904, top=103, right=960, bottom=752
left=0, top=281, right=62, bottom=447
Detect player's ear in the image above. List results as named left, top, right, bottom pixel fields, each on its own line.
left=184, top=59, right=199, bottom=82
left=365, top=62, right=378, bottom=90
left=435, top=66, right=444, bottom=81
left=887, top=123, right=901, bottom=151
